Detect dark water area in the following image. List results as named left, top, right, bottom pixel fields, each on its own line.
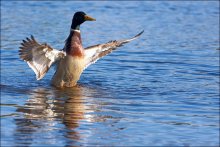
left=1, top=1, right=219, bottom=146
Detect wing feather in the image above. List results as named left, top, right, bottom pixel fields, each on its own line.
left=84, top=30, right=144, bottom=69
left=19, top=35, right=66, bottom=80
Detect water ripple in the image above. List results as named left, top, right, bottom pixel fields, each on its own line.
left=1, top=1, right=219, bottom=146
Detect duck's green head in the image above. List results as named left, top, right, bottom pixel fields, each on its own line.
left=71, top=11, right=96, bottom=30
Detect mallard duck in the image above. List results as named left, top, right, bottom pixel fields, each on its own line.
left=19, top=11, right=144, bottom=88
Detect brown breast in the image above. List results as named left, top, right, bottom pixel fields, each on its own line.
left=66, top=30, right=85, bottom=57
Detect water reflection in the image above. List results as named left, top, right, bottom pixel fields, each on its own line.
left=13, top=85, right=102, bottom=145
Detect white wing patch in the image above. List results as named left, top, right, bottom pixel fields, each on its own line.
left=19, top=36, right=66, bottom=80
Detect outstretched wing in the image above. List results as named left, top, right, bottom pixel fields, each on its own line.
left=84, top=30, right=144, bottom=69
left=19, top=36, right=66, bottom=80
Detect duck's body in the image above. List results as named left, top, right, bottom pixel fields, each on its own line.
left=52, top=30, right=85, bottom=87
left=52, top=54, right=85, bottom=87
left=19, top=11, right=143, bottom=88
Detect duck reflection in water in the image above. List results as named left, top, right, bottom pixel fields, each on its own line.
left=14, top=85, right=107, bottom=145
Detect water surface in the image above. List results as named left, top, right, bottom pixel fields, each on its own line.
left=1, top=1, right=219, bottom=146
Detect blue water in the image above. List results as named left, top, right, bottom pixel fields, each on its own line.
left=1, top=1, right=219, bottom=146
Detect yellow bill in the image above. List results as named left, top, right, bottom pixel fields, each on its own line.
left=84, top=15, right=96, bottom=21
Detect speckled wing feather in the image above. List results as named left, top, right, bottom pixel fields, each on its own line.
left=19, top=36, right=66, bottom=80
left=84, top=30, right=144, bottom=69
